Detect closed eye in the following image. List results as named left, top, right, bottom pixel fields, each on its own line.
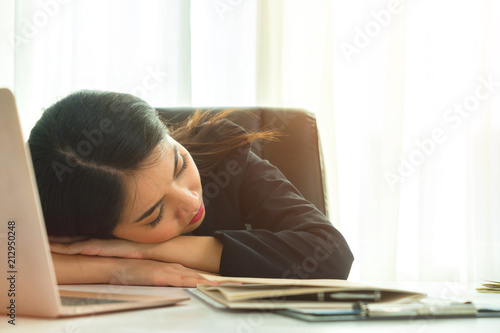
left=176, top=153, right=189, bottom=179
left=148, top=203, right=163, bottom=228
left=146, top=152, right=188, bottom=228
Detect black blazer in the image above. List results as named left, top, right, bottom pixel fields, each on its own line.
left=191, top=120, right=353, bottom=279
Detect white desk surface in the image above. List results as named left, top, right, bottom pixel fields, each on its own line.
left=1, top=281, right=499, bottom=332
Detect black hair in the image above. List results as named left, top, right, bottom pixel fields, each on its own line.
left=28, top=90, right=279, bottom=239
left=28, top=90, right=166, bottom=237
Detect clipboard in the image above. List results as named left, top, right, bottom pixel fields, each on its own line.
left=275, top=299, right=480, bottom=322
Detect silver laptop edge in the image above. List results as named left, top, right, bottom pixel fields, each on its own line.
left=0, top=88, right=188, bottom=319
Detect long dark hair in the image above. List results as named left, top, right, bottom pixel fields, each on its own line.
left=28, top=90, right=277, bottom=238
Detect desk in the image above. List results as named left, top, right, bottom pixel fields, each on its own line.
left=1, top=282, right=499, bottom=332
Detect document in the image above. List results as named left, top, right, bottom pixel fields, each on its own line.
left=193, top=275, right=482, bottom=322
left=196, top=274, right=425, bottom=310
left=476, top=280, right=500, bottom=293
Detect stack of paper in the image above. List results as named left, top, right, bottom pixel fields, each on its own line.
left=195, top=274, right=425, bottom=310
left=476, top=280, right=500, bottom=293
left=191, top=275, right=481, bottom=322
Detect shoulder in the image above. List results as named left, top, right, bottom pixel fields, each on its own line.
left=202, top=120, right=252, bottom=175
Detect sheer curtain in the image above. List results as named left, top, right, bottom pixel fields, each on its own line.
left=330, top=0, right=500, bottom=282
left=1, top=0, right=498, bottom=282
left=1, top=0, right=192, bottom=137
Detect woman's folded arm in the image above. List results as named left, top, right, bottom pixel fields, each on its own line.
left=51, top=252, right=216, bottom=287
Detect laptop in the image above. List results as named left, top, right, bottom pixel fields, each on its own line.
left=0, top=88, right=189, bottom=318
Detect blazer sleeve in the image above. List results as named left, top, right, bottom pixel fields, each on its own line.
left=213, top=143, right=354, bottom=279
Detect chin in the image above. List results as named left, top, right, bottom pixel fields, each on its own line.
left=183, top=220, right=202, bottom=234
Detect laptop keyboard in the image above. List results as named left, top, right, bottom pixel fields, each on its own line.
left=61, top=296, right=127, bottom=306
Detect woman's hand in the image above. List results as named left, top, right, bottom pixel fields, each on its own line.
left=50, top=238, right=152, bottom=260
left=108, top=258, right=218, bottom=287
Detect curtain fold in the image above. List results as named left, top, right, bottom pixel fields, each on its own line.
left=8, top=0, right=191, bottom=137
left=190, top=0, right=257, bottom=106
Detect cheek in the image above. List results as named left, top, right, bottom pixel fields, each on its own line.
left=146, top=223, right=179, bottom=242
left=113, top=223, right=178, bottom=243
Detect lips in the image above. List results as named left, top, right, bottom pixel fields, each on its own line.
left=189, top=204, right=204, bottom=225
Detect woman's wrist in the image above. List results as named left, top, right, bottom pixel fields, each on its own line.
left=52, top=253, right=118, bottom=284
left=146, top=236, right=222, bottom=273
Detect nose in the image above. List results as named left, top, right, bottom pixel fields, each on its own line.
left=175, top=189, right=200, bottom=219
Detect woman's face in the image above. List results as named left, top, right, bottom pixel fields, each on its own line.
left=112, top=137, right=205, bottom=243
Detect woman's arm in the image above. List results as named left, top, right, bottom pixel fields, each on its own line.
left=51, top=252, right=216, bottom=287
left=146, top=236, right=223, bottom=273
left=52, top=252, right=115, bottom=284
left=50, top=236, right=223, bottom=274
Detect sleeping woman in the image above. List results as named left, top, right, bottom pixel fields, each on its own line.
left=28, top=90, right=354, bottom=287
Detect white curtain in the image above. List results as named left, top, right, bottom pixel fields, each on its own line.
left=331, top=0, right=500, bottom=282
left=1, top=0, right=498, bottom=282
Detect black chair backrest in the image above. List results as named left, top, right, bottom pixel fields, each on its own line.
left=156, top=107, right=328, bottom=217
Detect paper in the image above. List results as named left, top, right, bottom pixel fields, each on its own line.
left=200, top=274, right=376, bottom=288
left=196, top=275, right=426, bottom=310
left=476, top=280, right=500, bottom=293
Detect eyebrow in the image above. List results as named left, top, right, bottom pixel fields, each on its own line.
left=134, top=199, right=162, bottom=223
left=133, top=144, right=177, bottom=223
